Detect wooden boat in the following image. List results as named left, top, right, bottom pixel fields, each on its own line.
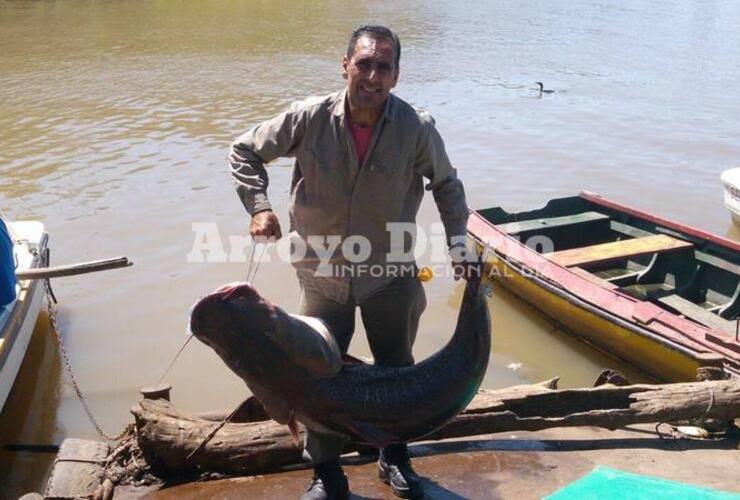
left=721, top=167, right=740, bottom=225
left=467, top=191, right=740, bottom=381
left=0, top=219, right=48, bottom=411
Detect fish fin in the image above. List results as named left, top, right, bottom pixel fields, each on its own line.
left=288, top=415, right=302, bottom=448
left=341, top=353, right=367, bottom=366
left=232, top=396, right=270, bottom=422
left=345, top=420, right=397, bottom=448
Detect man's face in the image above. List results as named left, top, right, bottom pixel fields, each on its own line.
left=342, top=35, right=399, bottom=114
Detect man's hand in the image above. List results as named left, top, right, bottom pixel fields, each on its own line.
left=250, top=210, right=282, bottom=241
left=452, top=260, right=482, bottom=281
left=450, top=242, right=482, bottom=281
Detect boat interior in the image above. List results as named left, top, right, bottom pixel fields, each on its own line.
left=477, top=196, right=740, bottom=337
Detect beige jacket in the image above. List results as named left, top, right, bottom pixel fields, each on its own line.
left=230, top=89, right=468, bottom=303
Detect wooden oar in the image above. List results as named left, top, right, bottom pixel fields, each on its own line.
left=15, top=256, right=132, bottom=280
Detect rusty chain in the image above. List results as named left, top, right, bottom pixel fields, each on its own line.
left=40, top=249, right=128, bottom=442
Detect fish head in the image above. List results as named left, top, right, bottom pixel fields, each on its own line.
left=189, top=282, right=291, bottom=381
left=189, top=281, right=341, bottom=387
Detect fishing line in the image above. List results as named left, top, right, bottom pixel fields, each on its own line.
left=248, top=242, right=268, bottom=284
left=156, top=239, right=268, bottom=386
left=155, top=238, right=269, bottom=393
left=156, top=332, right=195, bottom=386
left=245, top=243, right=256, bottom=283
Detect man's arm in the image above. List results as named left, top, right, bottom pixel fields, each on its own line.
left=414, top=116, right=468, bottom=245
left=414, top=116, right=476, bottom=279
left=229, top=103, right=305, bottom=239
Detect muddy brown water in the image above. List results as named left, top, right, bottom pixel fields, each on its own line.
left=2, top=1, right=740, bottom=497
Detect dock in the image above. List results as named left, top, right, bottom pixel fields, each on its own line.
left=43, top=424, right=740, bottom=499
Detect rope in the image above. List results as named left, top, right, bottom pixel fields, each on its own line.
left=185, top=402, right=243, bottom=461
left=655, top=421, right=671, bottom=440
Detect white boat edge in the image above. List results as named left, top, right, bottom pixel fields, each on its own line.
left=0, top=220, right=48, bottom=412
left=720, top=167, right=740, bottom=225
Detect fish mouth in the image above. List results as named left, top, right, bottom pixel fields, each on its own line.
left=208, top=281, right=265, bottom=304
left=190, top=281, right=278, bottom=338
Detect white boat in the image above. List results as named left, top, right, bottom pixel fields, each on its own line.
left=721, top=167, right=740, bottom=225
left=0, top=220, right=48, bottom=412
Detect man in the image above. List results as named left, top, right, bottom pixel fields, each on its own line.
left=0, top=218, right=15, bottom=307
left=230, top=25, right=470, bottom=500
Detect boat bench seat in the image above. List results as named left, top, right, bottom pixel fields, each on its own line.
left=546, top=235, right=693, bottom=268
left=495, top=211, right=610, bottom=236
left=658, top=294, right=735, bottom=335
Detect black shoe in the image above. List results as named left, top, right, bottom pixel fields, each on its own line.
left=378, top=444, right=423, bottom=499
left=300, top=460, right=349, bottom=500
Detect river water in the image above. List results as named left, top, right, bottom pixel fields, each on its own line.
left=1, top=0, right=739, bottom=496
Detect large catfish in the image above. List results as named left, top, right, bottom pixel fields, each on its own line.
left=189, top=278, right=490, bottom=447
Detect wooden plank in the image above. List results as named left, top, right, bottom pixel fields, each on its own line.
left=546, top=235, right=692, bottom=268
left=695, top=251, right=740, bottom=276
left=495, top=211, right=609, bottom=235
left=658, top=294, right=735, bottom=335
left=705, top=332, right=740, bottom=354
left=45, top=439, right=108, bottom=499
left=610, top=220, right=653, bottom=238
left=15, top=256, right=132, bottom=280
left=612, top=221, right=740, bottom=282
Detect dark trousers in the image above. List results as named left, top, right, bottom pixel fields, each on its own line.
left=299, top=276, right=427, bottom=463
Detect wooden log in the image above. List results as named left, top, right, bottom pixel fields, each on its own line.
left=130, top=378, right=740, bottom=476
left=15, top=256, right=132, bottom=280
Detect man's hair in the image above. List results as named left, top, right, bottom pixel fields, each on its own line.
left=347, top=25, right=401, bottom=68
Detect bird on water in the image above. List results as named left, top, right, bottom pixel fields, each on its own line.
left=535, top=81, right=555, bottom=94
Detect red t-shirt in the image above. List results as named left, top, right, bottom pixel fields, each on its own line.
left=348, top=122, right=373, bottom=167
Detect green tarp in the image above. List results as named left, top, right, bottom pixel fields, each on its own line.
left=545, top=466, right=740, bottom=500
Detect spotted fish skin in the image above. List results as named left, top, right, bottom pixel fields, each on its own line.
left=189, top=278, right=490, bottom=446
